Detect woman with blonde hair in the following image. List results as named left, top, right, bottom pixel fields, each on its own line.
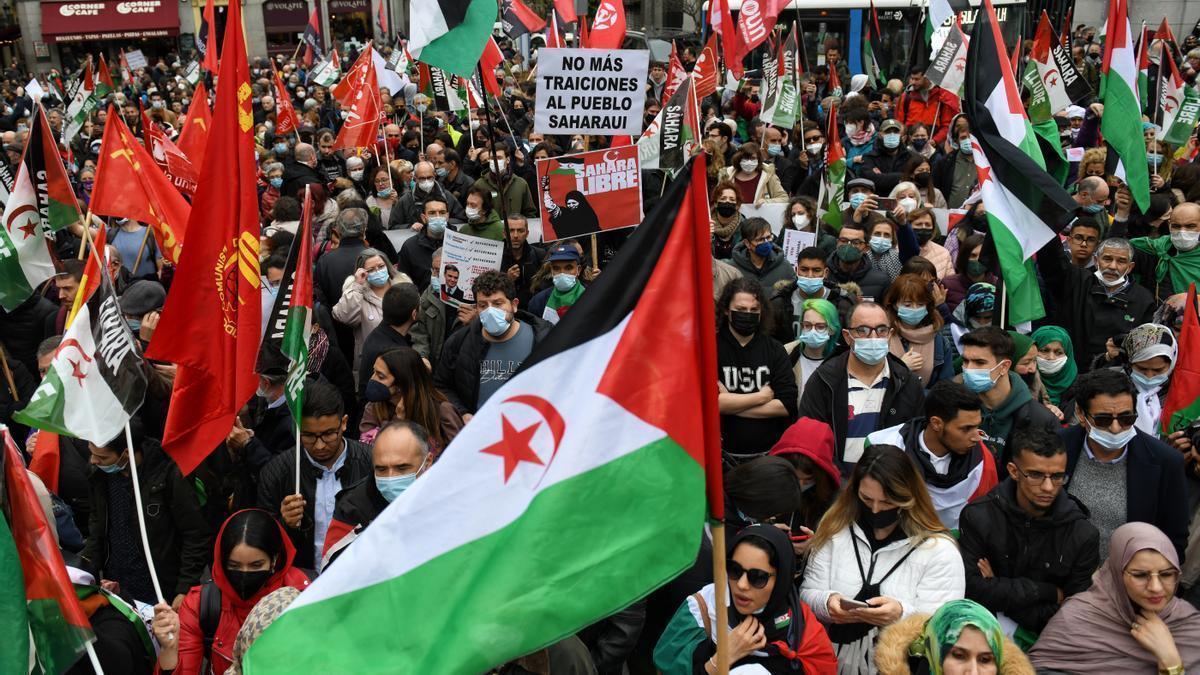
left=702, top=137, right=727, bottom=193
left=1076, top=146, right=1107, bottom=184
left=800, top=445, right=965, bottom=674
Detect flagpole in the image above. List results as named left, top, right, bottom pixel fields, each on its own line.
left=0, top=343, right=18, bottom=400
left=76, top=208, right=95, bottom=260
left=123, top=422, right=166, bottom=606
left=85, top=642, right=105, bottom=675
left=294, top=421, right=302, bottom=496
left=711, top=521, right=730, bottom=675
left=132, top=223, right=154, bottom=277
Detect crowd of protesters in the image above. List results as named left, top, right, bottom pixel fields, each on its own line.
left=2, top=19, right=1200, bottom=675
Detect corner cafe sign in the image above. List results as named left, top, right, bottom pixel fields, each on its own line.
left=41, top=0, right=180, bottom=41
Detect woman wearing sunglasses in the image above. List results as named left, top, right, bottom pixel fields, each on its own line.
left=1030, top=522, right=1200, bottom=674
left=653, top=524, right=838, bottom=674
left=800, top=444, right=964, bottom=674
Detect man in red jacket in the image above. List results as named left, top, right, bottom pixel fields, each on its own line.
left=895, top=65, right=960, bottom=145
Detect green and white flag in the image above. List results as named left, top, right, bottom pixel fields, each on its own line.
left=244, top=161, right=719, bottom=675
left=761, top=24, right=801, bottom=128
left=62, top=62, right=97, bottom=145
left=1101, top=0, right=1151, bottom=212
left=965, top=0, right=1077, bottom=325
left=14, top=250, right=146, bottom=444
left=820, top=102, right=846, bottom=230
left=308, top=51, right=341, bottom=88
left=281, top=189, right=314, bottom=422
left=1161, top=50, right=1200, bottom=145
left=0, top=109, right=57, bottom=311
left=183, top=60, right=202, bottom=86
left=1021, top=58, right=1069, bottom=184
left=408, top=0, right=498, bottom=76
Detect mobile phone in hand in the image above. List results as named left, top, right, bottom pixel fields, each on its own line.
left=838, top=597, right=873, bottom=611
left=876, top=197, right=898, bottom=210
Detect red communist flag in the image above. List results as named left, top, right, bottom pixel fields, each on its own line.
left=144, top=0, right=261, bottom=475
left=272, top=62, right=300, bottom=136
left=334, top=58, right=381, bottom=150
left=90, top=107, right=191, bottom=265
left=331, top=43, right=374, bottom=107
left=177, top=81, right=212, bottom=171
left=589, top=0, right=626, bottom=50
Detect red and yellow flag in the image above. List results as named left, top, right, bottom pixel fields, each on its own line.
left=145, top=0, right=261, bottom=474
left=177, top=81, right=212, bottom=171
left=90, top=107, right=190, bottom=264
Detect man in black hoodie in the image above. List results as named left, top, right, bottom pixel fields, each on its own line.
left=826, top=221, right=891, bottom=302
left=958, top=427, right=1099, bottom=637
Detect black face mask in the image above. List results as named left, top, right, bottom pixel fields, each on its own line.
left=716, top=202, right=738, bottom=218
left=913, top=172, right=932, bottom=187
left=1020, top=370, right=1036, bottom=387
left=914, top=229, right=934, bottom=245
left=225, top=568, right=274, bottom=600
left=729, top=310, right=759, bottom=336
left=858, top=497, right=901, bottom=530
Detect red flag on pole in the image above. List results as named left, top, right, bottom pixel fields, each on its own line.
left=692, top=33, right=720, bottom=99
left=546, top=10, right=566, bottom=49
left=331, top=43, right=374, bottom=107
left=589, top=0, right=627, bottom=50
left=334, top=61, right=381, bottom=149
left=553, top=0, right=577, bottom=24
left=143, top=0, right=261, bottom=475
left=733, top=0, right=789, bottom=68
left=480, top=37, right=506, bottom=99
left=272, top=62, right=301, bottom=136
left=177, top=81, right=212, bottom=171
left=713, top=0, right=742, bottom=79
left=201, top=0, right=218, bottom=72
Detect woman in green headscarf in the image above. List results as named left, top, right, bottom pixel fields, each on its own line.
left=874, top=599, right=1034, bottom=674
left=1031, top=326, right=1078, bottom=409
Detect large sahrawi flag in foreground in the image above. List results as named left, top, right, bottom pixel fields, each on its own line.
left=409, top=0, right=498, bottom=76
left=15, top=245, right=146, bottom=444
left=246, top=160, right=721, bottom=674
left=964, top=0, right=1075, bottom=325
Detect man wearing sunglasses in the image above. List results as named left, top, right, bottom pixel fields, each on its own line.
left=958, top=427, right=1099, bottom=636
left=1060, top=369, right=1189, bottom=562
left=799, top=302, right=925, bottom=473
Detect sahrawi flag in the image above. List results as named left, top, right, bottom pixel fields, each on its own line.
left=2, top=426, right=96, bottom=675
left=1101, top=0, right=1151, bottom=212
left=638, top=75, right=699, bottom=171
left=1030, top=11, right=1092, bottom=116
left=929, top=0, right=970, bottom=42
left=244, top=159, right=722, bottom=675
left=760, top=23, right=801, bottom=128
left=1162, top=283, right=1200, bottom=433
left=1161, top=49, right=1200, bottom=145
left=281, top=187, right=314, bottom=422
left=409, top=0, right=498, bottom=76
left=965, top=0, right=1076, bottom=325
left=927, top=19, right=968, bottom=95
left=62, top=61, right=96, bottom=144
left=0, top=104, right=78, bottom=310
left=15, top=243, right=146, bottom=444
left=820, top=102, right=847, bottom=230
left=309, top=50, right=340, bottom=88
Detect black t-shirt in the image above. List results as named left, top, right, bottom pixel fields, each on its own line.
left=716, top=328, right=798, bottom=458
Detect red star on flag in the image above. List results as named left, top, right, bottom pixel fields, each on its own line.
left=480, top=414, right=544, bottom=482
left=17, top=219, right=36, bottom=239
left=1049, top=75, right=1058, bottom=87
left=68, top=359, right=86, bottom=386
left=977, top=164, right=993, bottom=185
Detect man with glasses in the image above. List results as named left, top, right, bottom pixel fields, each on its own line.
left=799, top=302, right=925, bottom=472
left=959, top=328, right=1058, bottom=463
left=730, top=218, right=796, bottom=288
left=958, top=427, right=1099, bottom=636
left=793, top=122, right=827, bottom=196
left=706, top=121, right=735, bottom=163
left=826, top=221, right=890, bottom=302
left=1061, top=369, right=1189, bottom=561
left=1036, top=234, right=1155, bottom=369
left=258, top=380, right=372, bottom=570
left=1063, top=212, right=1103, bottom=269
left=866, top=380, right=997, bottom=529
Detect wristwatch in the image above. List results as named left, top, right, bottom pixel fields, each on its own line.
left=1159, top=664, right=1184, bottom=675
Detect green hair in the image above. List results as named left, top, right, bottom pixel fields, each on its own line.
left=801, top=298, right=841, bottom=357
left=910, top=599, right=1005, bottom=675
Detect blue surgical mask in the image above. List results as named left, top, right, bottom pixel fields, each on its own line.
left=852, top=337, right=889, bottom=365
left=1148, top=153, right=1164, bottom=167
left=753, top=241, right=774, bottom=258
left=959, top=139, right=973, bottom=155
left=849, top=193, right=868, bottom=210
left=1131, top=370, right=1169, bottom=390
left=796, top=276, right=825, bottom=295
left=377, top=187, right=394, bottom=199
left=269, top=177, right=283, bottom=189
left=1087, top=423, right=1136, bottom=450
left=963, top=363, right=1003, bottom=393
left=912, top=138, right=928, bottom=150
left=882, top=133, right=901, bottom=149
left=367, top=269, right=390, bottom=287
left=435, top=166, right=449, bottom=178
left=127, top=318, right=141, bottom=332
left=552, top=273, right=577, bottom=292
left=426, top=217, right=448, bottom=235
left=97, top=458, right=126, bottom=474
left=375, top=456, right=427, bottom=502
left=799, top=328, right=830, bottom=349
left=869, top=236, right=892, bottom=254
left=274, top=143, right=288, bottom=155
left=896, top=305, right=928, bottom=325
left=480, top=306, right=511, bottom=336
left=766, top=143, right=783, bottom=157
left=429, top=275, right=441, bottom=292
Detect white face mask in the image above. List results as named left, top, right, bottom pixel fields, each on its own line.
left=898, top=197, right=918, bottom=212
left=464, top=206, right=480, bottom=220
left=1036, top=355, right=1068, bottom=374
left=792, top=214, right=810, bottom=229
left=348, top=169, right=364, bottom=181
left=806, top=142, right=824, bottom=155
left=1171, top=229, right=1200, bottom=251
left=740, top=159, right=759, bottom=173
left=417, top=179, right=436, bottom=192
left=1093, top=268, right=1126, bottom=288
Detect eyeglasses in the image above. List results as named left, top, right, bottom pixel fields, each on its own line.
left=299, top=429, right=341, bottom=445
left=1124, top=569, right=1180, bottom=586
left=847, top=324, right=891, bottom=338
left=1070, top=234, right=1100, bottom=245
left=1086, top=411, right=1138, bottom=429
left=1013, top=466, right=1069, bottom=486
left=801, top=322, right=828, bottom=332
left=837, top=236, right=866, bottom=247
left=727, top=560, right=775, bottom=589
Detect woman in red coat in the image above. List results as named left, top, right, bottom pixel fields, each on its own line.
left=151, top=509, right=310, bottom=674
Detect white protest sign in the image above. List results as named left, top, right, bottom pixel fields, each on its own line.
left=126, top=49, right=148, bottom=70
left=782, top=230, right=817, bottom=265
left=535, top=48, right=649, bottom=136
left=384, top=228, right=418, bottom=252
left=1065, top=147, right=1085, bottom=163
left=738, top=203, right=789, bottom=235
left=440, top=229, right=505, bottom=305
left=25, top=77, right=44, bottom=102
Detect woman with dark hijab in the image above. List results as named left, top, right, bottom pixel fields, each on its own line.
left=654, top=524, right=838, bottom=674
